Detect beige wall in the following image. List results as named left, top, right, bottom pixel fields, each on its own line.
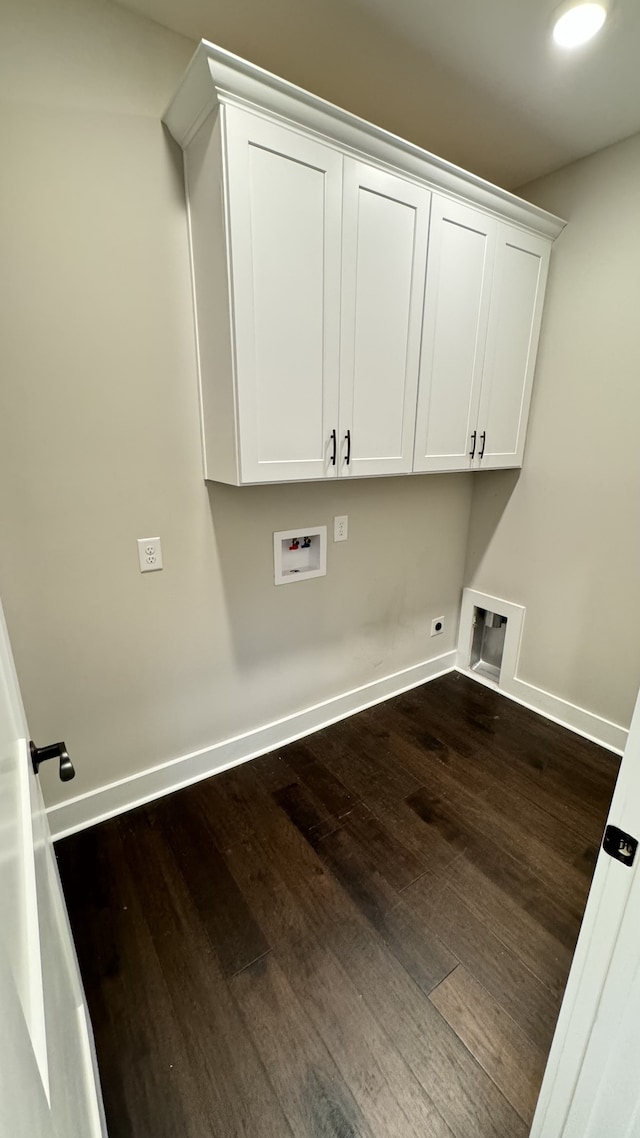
left=466, top=134, right=640, bottom=730
left=114, top=0, right=558, bottom=189
left=0, top=0, right=473, bottom=807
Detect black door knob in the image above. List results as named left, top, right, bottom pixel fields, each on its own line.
left=30, top=741, right=76, bottom=782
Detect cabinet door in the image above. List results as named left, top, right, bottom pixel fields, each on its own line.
left=476, top=224, right=551, bottom=469
left=224, top=105, right=342, bottom=482
left=338, top=159, right=430, bottom=477
left=413, top=196, right=496, bottom=472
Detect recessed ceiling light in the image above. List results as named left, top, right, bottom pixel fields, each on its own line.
left=553, top=3, right=608, bottom=47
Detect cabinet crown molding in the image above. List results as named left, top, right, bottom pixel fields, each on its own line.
left=164, top=41, right=565, bottom=241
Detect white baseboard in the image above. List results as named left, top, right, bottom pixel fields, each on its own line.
left=456, top=587, right=627, bottom=756
left=508, top=674, right=626, bottom=754
left=456, top=668, right=627, bottom=756
left=47, top=650, right=457, bottom=840
left=49, top=632, right=627, bottom=841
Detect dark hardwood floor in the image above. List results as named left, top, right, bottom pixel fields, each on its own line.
left=57, top=672, right=619, bottom=1138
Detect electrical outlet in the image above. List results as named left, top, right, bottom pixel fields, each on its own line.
left=137, top=537, right=163, bottom=573
left=431, top=616, right=445, bottom=636
left=334, top=515, right=348, bottom=542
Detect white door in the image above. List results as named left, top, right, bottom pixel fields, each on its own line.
left=0, top=599, right=106, bottom=1137
left=413, top=195, right=496, bottom=473
left=531, top=689, right=640, bottom=1137
left=338, top=158, right=430, bottom=477
left=224, top=105, right=342, bottom=483
left=476, top=223, right=550, bottom=469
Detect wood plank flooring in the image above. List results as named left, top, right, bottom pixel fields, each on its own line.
left=56, top=672, right=619, bottom=1138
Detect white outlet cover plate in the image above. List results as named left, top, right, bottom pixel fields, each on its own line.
left=334, top=515, right=348, bottom=542
left=431, top=616, right=445, bottom=636
left=138, top=536, right=163, bottom=572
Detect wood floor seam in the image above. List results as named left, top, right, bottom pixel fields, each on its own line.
left=427, top=959, right=461, bottom=996
left=425, top=990, right=538, bottom=1126
left=229, top=946, right=273, bottom=979
left=445, top=875, right=567, bottom=995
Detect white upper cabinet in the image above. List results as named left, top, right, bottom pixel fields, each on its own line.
left=476, top=224, right=550, bottom=469
left=414, top=202, right=551, bottom=473
left=165, top=41, right=564, bottom=485
left=220, top=106, right=342, bottom=483
left=414, top=196, right=496, bottom=473
left=339, top=160, right=430, bottom=477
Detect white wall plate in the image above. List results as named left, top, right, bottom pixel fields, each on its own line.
left=273, top=526, right=327, bottom=585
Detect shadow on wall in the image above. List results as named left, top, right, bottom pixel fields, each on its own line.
left=162, top=123, right=188, bottom=207
left=465, top=469, right=521, bottom=582
left=207, top=473, right=472, bottom=675
left=206, top=480, right=340, bottom=672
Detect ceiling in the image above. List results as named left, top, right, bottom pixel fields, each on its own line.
left=117, top=0, right=640, bottom=188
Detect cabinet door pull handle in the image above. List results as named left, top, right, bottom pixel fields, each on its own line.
left=469, top=430, right=477, bottom=459
left=345, top=430, right=351, bottom=465
left=479, top=431, right=486, bottom=459
left=330, top=429, right=337, bottom=466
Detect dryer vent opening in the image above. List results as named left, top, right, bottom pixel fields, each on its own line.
left=470, top=608, right=508, bottom=683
